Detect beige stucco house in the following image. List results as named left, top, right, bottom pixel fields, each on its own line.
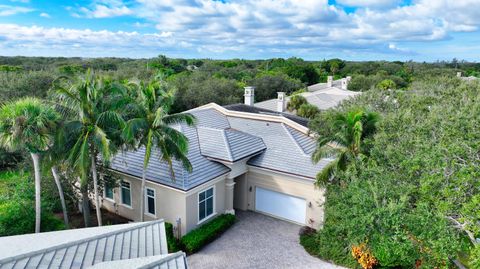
left=101, top=89, right=330, bottom=236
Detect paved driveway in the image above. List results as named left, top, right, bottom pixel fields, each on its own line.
left=188, top=211, right=346, bottom=269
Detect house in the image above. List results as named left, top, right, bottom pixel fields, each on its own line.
left=254, top=76, right=360, bottom=113
left=457, top=71, right=478, bottom=81
left=103, top=89, right=330, bottom=236
left=0, top=219, right=188, bottom=269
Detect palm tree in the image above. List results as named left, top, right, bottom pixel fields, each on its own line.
left=312, top=109, right=379, bottom=186
left=123, top=77, right=195, bottom=221
left=0, top=97, right=59, bottom=233
left=44, top=125, right=70, bottom=228
left=53, top=70, right=125, bottom=226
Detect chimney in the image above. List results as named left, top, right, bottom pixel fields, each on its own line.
left=327, top=76, right=333, bottom=87
left=277, top=92, right=286, bottom=112
left=341, top=78, right=348, bottom=90
left=244, top=86, right=255, bottom=106
left=456, top=72, right=462, bottom=78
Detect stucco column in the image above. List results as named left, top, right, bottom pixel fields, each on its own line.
left=225, top=177, right=236, bottom=215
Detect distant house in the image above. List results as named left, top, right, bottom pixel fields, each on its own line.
left=0, top=220, right=188, bottom=269
left=103, top=93, right=330, bottom=236
left=254, top=76, right=360, bottom=113
left=457, top=71, right=478, bottom=81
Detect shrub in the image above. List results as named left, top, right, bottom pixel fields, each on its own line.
left=0, top=201, right=65, bottom=236
left=287, top=94, right=307, bottom=111
left=297, top=103, right=320, bottom=119
left=377, top=79, right=396, bottom=90
left=165, top=222, right=181, bottom=252
left=180, top=214, right=236, bottom=254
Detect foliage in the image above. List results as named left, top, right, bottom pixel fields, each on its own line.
left=248, top=73, right=304, bottom=102
left=351, top=243, right=378, bottom=269
left=165, top=222, right=181, bottom=253
left=0, top=170, right=65, bottom=236
left=180, top=214, right=236, bottom=254
left=0, top=65, right=23, bottom=72
left=470, top=245, right=480, bottom=269
left=297, top=103, right=320, bottom=119
left=307, top=78, right=478, bottom=268
left=287, top=94, right=308, bottom=111
left=0, top=201, right=65, bottom=236
left=377, top=79, right=397, bottom=90
left=311, top=109, right=379, bottom=186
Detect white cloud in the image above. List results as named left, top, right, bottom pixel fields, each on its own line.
left=39, top=12, right=50, bottom=18
left=3, top=0, right=480, bottom=59
left=0, top=4, right=33, bottom=16
left=335, top=0, right=402, bottom=8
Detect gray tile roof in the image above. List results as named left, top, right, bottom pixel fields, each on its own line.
left=254, top=84, right=360, bottom=112
left=89, top=252, right=188, bottom=269
left=223, top=104, right=309, bottom=127
left=227, top=116, right=330, bottom=179
left=197, top=127, right=266, bottom=162
left=109, top=104, right=329, bottom=189
left=110, top=124, right=230, bottom=191
left=0, top=220, right=172, bottom=269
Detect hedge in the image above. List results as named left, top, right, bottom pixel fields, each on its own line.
left=180, top=214, right=236, bottom=254
left=165, top=222, right=181, bottom=253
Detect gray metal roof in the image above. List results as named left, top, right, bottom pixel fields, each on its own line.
left=0, top=220, right=171, bottom=269
left=226, top=116, right=330, bottom=179
left=223, top=104, right=309, bottom=127
left=197, top=127, right=266, bottom=162
left=89, top=252, right=188, bottom=269
left=110, top=124, right=230, bottom=191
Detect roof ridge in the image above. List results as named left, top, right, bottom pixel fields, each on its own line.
left=222, top=129, right=234, bottom=161
left=137, top=252, right=187, bottom=269
left=178, top=123, right=187, bottom=190
left=282, top=123, right=310, bottom=157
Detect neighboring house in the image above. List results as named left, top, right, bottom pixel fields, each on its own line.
left=103, top=91, right=330, bottom=236
left=0, top=220, right=188, bottom=269
left=254, top=76, right=361, bottom=113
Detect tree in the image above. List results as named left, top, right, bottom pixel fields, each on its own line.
left=123, top=76, right=195, bottom=221
left=377, top=79, right=397, bottom=90
left=53, top=70, right=125, bottom=227
left=312, top=109, right=379, bottom=186
left=297, top=103, right=320, bottom=119
left=287, top=94, right=307, bottom=111
left=0, top=97, right=59, bottom=233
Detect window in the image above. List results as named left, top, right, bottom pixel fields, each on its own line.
left=120, top=181, right=131, bottom=207
left=198, top=187, right=214, bottom=222
left=145, top=187, right=156, bottom=216
left=104, top=183, right=114, bottom=200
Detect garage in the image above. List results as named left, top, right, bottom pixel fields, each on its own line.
left=254, top=186, right=306, bottom=224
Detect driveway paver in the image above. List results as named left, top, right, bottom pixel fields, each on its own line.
left=188, top=211, right=347, bottom=269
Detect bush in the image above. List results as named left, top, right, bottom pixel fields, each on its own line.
left=287, top=94, right=307, bottom=111
left=165, top=222, right=181, bottom=252
left=180, top=214, right=236, bottom=254
left=377, top=79, right=396, bottom=90
left=0, top=201, right=65, bottom=236
left=297, top=103, right=320, bottom=119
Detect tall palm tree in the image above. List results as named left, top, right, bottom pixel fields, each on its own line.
left=312, top=109, right=379, bottom=186
left=0, top=97, right=59, bottom=233
left=53, top=70, right=125, bottom=226
left=123, top=77, right=195, bottom=221
left=44, top=125, right=70, bottom=228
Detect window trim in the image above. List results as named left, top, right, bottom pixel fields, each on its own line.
left=144, top=187, right=156, bottom=218
left=197, top=185, right=216, bottom=224
left=103, top=182, right=115, bottom=202
left=120, top=179, right=133, bottom=209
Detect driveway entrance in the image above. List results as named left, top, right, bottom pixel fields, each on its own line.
left=188, top=211, right=345, bottom=269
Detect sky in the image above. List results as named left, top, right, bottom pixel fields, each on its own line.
left=0, top=0, right=479, bottom=61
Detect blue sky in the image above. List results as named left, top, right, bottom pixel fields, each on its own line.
left=0, top=0, right=479, bottom=61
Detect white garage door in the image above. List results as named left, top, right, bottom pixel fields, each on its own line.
left=255, top=187, right=306, bottom=224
